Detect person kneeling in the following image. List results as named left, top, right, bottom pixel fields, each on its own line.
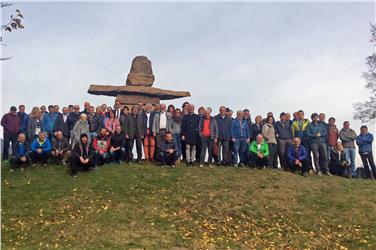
left=10, top=133, right=30, bottom=171
left=30, top=131, right=51, bottom=167
left=329, top=142, right=350, bottom=178
left=70, top=133, right=94, bottom=177
left=93, top=128, right=111, bottom=167
left=159, top=132, right=178, bottom=168
left=110, top=126, right=126, bottom=164
left=51, top=131, right=71, bottom=165
left=287, top=137, right=309, bottom=177
left=249, top=134, right=269, bottom=169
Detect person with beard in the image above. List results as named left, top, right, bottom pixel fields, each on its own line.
left=92, top=128, right=111, bottom=167
left=169, top=108, right=183, bottom=162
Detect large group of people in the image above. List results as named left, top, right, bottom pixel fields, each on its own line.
left=1, top=101, right=375, bottom=179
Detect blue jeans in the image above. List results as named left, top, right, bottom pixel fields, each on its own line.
left=344, top=148, right=356, bottom=177
left=173, top=133, right=182, bottom=159
left=233, top=138, right=247, bottom=164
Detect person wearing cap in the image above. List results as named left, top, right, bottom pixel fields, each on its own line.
left=70, top=133, right=94, bottom=177
left=306, top=113, right=331, bottom=175
left=1, top=106, right=20, bottom=161
left=274, top=112, right=293, bottom=170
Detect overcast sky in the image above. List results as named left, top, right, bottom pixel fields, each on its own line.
left=1, top=1, right=375, bottom=131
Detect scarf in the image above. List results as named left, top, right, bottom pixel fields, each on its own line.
left=79, top=142, right=90, bottom=157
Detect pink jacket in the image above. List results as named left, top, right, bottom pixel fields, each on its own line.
left=104, top=118, right=120, bottom=134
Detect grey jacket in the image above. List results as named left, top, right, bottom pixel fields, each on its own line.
left=262, top=123, right=277, bottom=144
left=152, top=112, right=171, bottom=134
left=168, top=119, right=182, bottom=134
left=339, top=128, right=357, bottom=149
left=124, top=114, right=144, bottom=139
left=71, top=120, right=90, bottom=146
left=27, top=117, right=43, bottom=141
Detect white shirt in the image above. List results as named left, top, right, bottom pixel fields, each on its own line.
left=257, top=144, right=261, bottom=151
left=159, top=112, right=167, bottom=129
left=115, top=109, right=121, bottom=119
left=146, top=112, right=151, bottom=129
left=63, top=114, right=68, bottom=123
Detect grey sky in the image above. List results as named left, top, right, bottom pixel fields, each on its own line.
left=1, top=2, right=375, bottom=132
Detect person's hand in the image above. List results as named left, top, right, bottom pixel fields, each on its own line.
left=84, top=158, right=89, bottom=164
left=125, top=134, right=129, bottom=139
left=214, top=139, right=217, bottom=144
left=317, top=133, right=321, bottom=137
left=153, top=133, right=156, bottom=137
left=232, top=138, right=236, bottom=142
left=167, top=149, right=174, bottom=154
left=80, top=156, right=85, bottom=163
left=257, top=152, right=263, bottom=158
left=181, top=135, right=185, bottom=141
left=37, top=148, right=42, bottom=153
left=20, top=156, right=26, bottom=162
left=246, top=138, right=250, bottom=144
left=295, top=159, right=300, bottom=166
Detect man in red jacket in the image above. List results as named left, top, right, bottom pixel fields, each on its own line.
left=1, top=106, right=20, bottom=161
left=92, top=128, right=111, bottom=167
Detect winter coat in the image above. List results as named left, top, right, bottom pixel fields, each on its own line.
left=250, top=123, right=262, bottom=141
left=18, top=112, right=29, bottom=134
left=93, top=135, right=111, bottom=154
left=356, top=133, right=374, bottom=154
left=181, top=113, right=200, bottom=145
left=292, top=119, right=310, bottom=140
left=52, top=137, right=70, bottom=152
left=42, top=112, right=58, bottom=133
left=152, top=111, right=171, bottom=134
left=214, top=114, right=232, bottom=140
left=71, top=120, right=90, bottom=146
left=287, top=145, right=308, bottom=161
left=12, top=141, right=30, bottom=158
left=262, top=123, right=277, bottom=144
left=306, top=122, right=327, bottom=144
left=31, top=138, right=52, bottom=153
left=231, top=119, right=249, bottom=139
left=1, top=112, right=20, bottom=134
left=274, top=121, right=293, bottom=140
left=249, top=140, right=269, bottom=157
left=198, top=117, right=218, bottom=140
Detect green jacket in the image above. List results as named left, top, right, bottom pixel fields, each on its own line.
left=249, top=140, right=269, bottom=157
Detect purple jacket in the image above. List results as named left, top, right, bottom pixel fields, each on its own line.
left=1, top=112, right=20, bottom=134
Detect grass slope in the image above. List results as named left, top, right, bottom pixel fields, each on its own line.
left=2, top=162, right=376, bottom=249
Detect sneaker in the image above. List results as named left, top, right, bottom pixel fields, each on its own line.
left=317, top=171, right=322, bottom=176
left=199, top=164, right=204, bottom=168
left=209, top=164, right=214, bottom=168
left=234, top=164, right=238, bottom=168
left=20, top=167, right=24, bottom=171
left=161, top=165, right=165, bottom=168
left=325, top=172, right=332, bottom=176
left=9, top=169, right=14, bottom=172
left=43, top=164, right=47, bottom=167
left=32, top=163, right=37, bottom=167
left=171, top=165, right=176, bottom=168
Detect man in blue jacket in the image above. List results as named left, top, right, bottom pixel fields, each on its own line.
left=10, top=133, right=30, bottom=171
left=18, top=105, right=29, bottom=136
left=43, top=105, right=58, bottom=142
left=30, top=131, right=52, bottom=166
left=306, top=113, right=331, bottom=176
left=287, top=137, right=309, bottom=177
left=356, top=125, right=376, bottom=179
left=231, top=110, right=250, bottom=167
left=215, top=106, right=232, bottom=165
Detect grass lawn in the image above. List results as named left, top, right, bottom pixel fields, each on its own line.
left=2, top=162, right=376, bottom=249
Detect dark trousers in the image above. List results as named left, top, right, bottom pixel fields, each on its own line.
left=329, top=163, right=350, bottom=177
left=159, top=151, right=177, bottom=166
left=10, top=156, right=29, bottom=168
left=110, top=148, right=125, bottom=162
left=70, top=155, right=93, bottom=175
left=301, top=139, right=312, bottom=168
left=217, top=139, right=230, bottom=164
left=2, top=132, right=18, bottom=160
left=277, top=139, right=292, bottom=169
left=30, top=151, right=50, bottom=164
left=289, top=158, right=309, bottom=174
left=200, top=137, right=214, bottom=164
left=360, top=152, right=376, bottom=179
left=94, top=152, right=109, bottom=166
left=267, top=143, right=278, bottom=168
left=251, top=153, right=268, bottom=168
left=127, top=137, right=142, bottom=162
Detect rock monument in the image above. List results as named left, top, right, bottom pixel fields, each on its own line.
left=88, top=56, right=190, bottom=105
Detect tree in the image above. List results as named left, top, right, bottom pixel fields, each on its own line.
left=1, top=3, right=25, bottom=61
left=353, top=23, right=376, bottom=122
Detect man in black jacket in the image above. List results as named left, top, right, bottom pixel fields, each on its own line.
left=125, top=106, right=144, bottom=164
left=159, top=132, right=178, bottom=167
left=215, top=106, right=232, bottom=165
left=55, top=107, right=70, bottom=141
left=70, top=133, right=94, bottom=177
left=181, top=104, right=200, bottom=166
left=87, top=106, right=102, bottom=139
left=274, top=112, right=293, bottom=170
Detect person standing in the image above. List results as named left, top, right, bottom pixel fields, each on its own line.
left=327, top=117, right=339, bottom=152
left=198, top=108, right=218, bottom=168
left=17, top=105, right=29, bottom=136
left=231, top=110, right=250, bottom=167
left=339, top=121, right=358, bottom=178
left=1, top=106, right=20, bottom=161
left=356, top=125, right=376, bottom=179
left=113, top=100, right=122, bottom=119
left=262, top=116, right=278, bottom=168
left=125, top=106, right=144, bottom=164
left=214, top=106, right=232, bottom=165
left=181, top=104, right=200, bottom=166
left=306, top=113, right=330, bottom=175
left=152, top=103, right=171, bottom=152
left=274, top=112, right=293, bottom=170
left=43, top=105, right=58, bottom=142
left=104, top=110, right=120, bottom=135
left=55, top=107, right=70, bottom=141
left=27, top=107, right=43, bottom=142
left=141, top=103, right=156, bottom=161
left=169, top=108, right=183, bottom=162
left=87, top=106, right=102, bottom=139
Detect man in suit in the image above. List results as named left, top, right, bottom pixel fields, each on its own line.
left=125, top=106, right=144, bottom=164
left=114, top=100, right=122, bottom=120
left=55, top=107, right=70, bottom=141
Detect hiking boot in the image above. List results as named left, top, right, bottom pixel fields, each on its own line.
left=209, top=164, right=214, bottom=168
left=325, top=172, right=332, bottom=176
